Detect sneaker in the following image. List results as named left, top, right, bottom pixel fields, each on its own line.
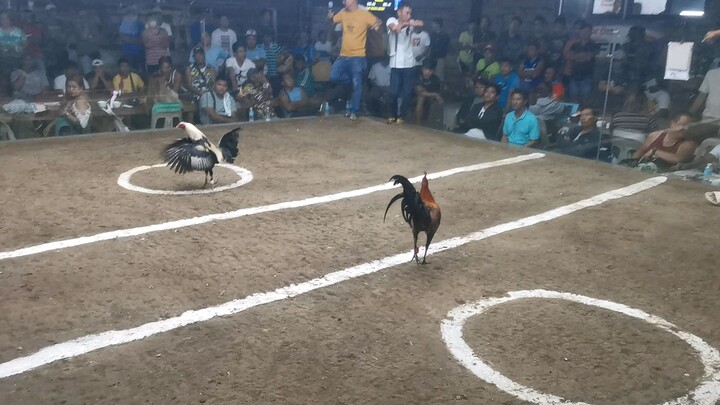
left=386, top=117, right=397, bottom=124
left=349, top=113, right=358, bottom=121
left=394, top=118, right=405, bottom=125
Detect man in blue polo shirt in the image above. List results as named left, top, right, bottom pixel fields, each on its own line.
left=502, top=89, right=540, bottom=147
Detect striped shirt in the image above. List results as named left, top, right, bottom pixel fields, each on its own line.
left=259, top=42, right=283, bottom=76
left=610, top=112, right=658, bottom=134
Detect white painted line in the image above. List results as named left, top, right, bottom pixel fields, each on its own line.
left=117, top=163, right=254, bottom=195
left=0, top=176, right=666, bottom=379
left=441, top=290, right=720, bottom=405
left=0, top=153, right=545, bottom=262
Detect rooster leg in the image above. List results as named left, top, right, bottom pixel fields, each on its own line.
left=421, top=231, right=436, bottom=265
left=209, top=169, right=217, bottom=186
left=411, top=231, right=420, bottom=264
left=202, top=171, right=209, bottom=188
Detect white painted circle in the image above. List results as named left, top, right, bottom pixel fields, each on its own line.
left=117, top=163, right=254, bottom=195
left=441, top=289, right=720, bottom=405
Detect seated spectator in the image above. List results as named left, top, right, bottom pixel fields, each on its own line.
left=671, top=124, right=720, bottom=171
left=186, top=47, right=217, bottom=101
left=314, top=30, right=333, bottom=62
left=632, top=113, right=697, bottom=171
left=459, top=83, right=504, bottom=141
left=226, top=44, right=256, bottom=93
left=518, top=42, right=545, bottom=92
left=238, top=68, right=275, bottom=120
left=644, top=77, right=670, bottom=120
left=366, top=57, right=391, bottom=117
left=43, top=75, right=92, bottom=136
left=554, top=107, right=602, bottom=159
left=455, top=78, right=488, bottom=132
left=291, top=32, right=316, bottom=66
left=475, top=44, right=500, bottom=81
left=494, top=58, right=521, bottom=110
left=54, top=62, right=89, bottom=93
left=278, top=73, right=318, bottom=118
left=11, top=54, right=49, bottom=100
left=276, top=49, right=294, bottom=77
left=199, top=77, right=238, bottom=125
left=414, top=60, right=443, bottom=125
left=294, top=57, right=315, bottom=97
left=529, top=83, right=564, bottom=122
left=149, top=56, right=182, bottom=99
left=611, top=88, right=659, bottom=134
left=541, top=66, right=565, bottom=101
left=112, top=58, right=145, bottom=95
left=244, top=30, right=267, bottom=70
left=502, top=89, right=540, bottom=147
left=597, top=53, right=630, bottom=114
left=86, top=58, right=112, bottom=91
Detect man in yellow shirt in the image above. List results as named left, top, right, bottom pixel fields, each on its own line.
left=112, top=57, right=145, bottom=94
left=328, top=0, right=381, bottom=120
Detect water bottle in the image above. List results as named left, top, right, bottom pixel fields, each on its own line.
left=345, top=100, right=351, bottom=117
left=323, top=102, right=330, bottom=116
left=703, top=163, right=713, bottom=184
left=248, top=107, right=255, bottom=122
left=265, top=110, right=272, bottom=121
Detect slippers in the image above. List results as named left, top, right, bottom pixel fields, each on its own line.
left=705, top=191, right=720, bottom=206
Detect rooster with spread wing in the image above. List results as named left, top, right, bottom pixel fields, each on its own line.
left=384, top=173, right=441, bottom=265
left=163, top=122, right=241, bottom=187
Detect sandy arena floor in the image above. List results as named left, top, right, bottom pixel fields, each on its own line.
left=0, top=117, right=718, bottom=404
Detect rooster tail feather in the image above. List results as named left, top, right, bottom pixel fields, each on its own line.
left=383, top=193, right=404, bottom=222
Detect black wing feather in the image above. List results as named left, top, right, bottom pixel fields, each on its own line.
left=384, top=175, right=431, bottom=229
left=163, top=137, right=218, bottom=174
left=218, top=127, right=241, bottom=163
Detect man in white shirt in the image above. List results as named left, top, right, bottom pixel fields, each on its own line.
left=411, top=25, right=431, bottom=68
left=691, top=67, right=720, bottom=122
left=53, top=62, right=89, bottom=93
left=225, top=45, right=256, bottom=93
left=211, top=16, right=238, bottom=55
left=367, top=57, right=391, bottom=117
left=386, top=3, right=423, bottom=124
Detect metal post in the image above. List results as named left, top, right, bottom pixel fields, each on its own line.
left=597, top=49, right=615, bottom=161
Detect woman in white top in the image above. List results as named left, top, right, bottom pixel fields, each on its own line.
left=44, top=75, right=92, bottom=136
left=225, top=45, right=256, bottom=92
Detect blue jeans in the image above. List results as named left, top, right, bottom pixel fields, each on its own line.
left=569, top=78, right=593, bottom=102
left=330, top=56, right=367, bottom=114
left=389, top=67, right=416, bottom=119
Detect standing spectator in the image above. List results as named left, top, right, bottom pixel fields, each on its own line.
left=561, top=20, right=585, bottom=86
left=0, top=11, right=25, bottom=77
left=112, top=58, right=145, bottom=95
left=189, top=32, right=228, bottom=71
left=258, top=32, right=283, bottom=95
left=11, top=54, right=49, bottom=100
left=190, top=11, right=216, bottom=46
left=502, top=89, right=540, bottom=147
left=256, top=9, right=274, bottom=40
left=186, top=47, right=216, bottom=101
left=620, top=25, right=655, bottom=89
left=328, top=0, right=382, bottom=120
left=530, top=16, right=550, bottom=55
left=457, top=20, right=476, bottom=74
left=199, top=77, right=238, bottom=125
left=245, top=30, right=267, bottom=66
left=475, top=45, right=500, bottom=81
left=414, top=60, right=443, bottom=125
left=87, top=58, right=112, bottom=91
left=211, top=16, right=238, bottom=55
left=691, top=66, right=720, bottom=122
left=497, top=17, right=526, bottom=63
left=366, top=20, right=387, bottom=68
left=546, top=16, right=568, bottom=70
left=518, top=43, right=545, bottom=92
left=142, top=15, right=171, bottom=76
left=429, top=19, right=450, bottom=80
left=118, top=9, right=144, bottom=72
left=226, top=45, right=256, bottom=93
left=567, top=22, right=597, bottom=103
left=386, top=2, right=424, bottom=125
left=411, top=25, right=431, bottom=69
left=20, top=10, right=43, bottom=64
left=494, top=58, right=521, bottom=110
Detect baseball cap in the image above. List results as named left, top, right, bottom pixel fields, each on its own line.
left=91, top=59, right=103, bottom=67
left=246, top=29, right=257, bottom=37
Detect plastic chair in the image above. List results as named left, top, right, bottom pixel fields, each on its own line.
left=611, top=128, right=646, bottom=143
left=151, top=102, right=183, bottom=129
left=443, top=102, right=462, bottom=131
left=611, top=137, right=643, bottom=164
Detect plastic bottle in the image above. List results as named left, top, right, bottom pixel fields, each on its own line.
left=345, top=100, right=351, bottom=117
left=703, top=163, right=713, bottom=184
left=248, top=107, right=255, bottom=122
left=265, top=109, right=272, bottom=121
left=323, top=102, right=330, bottom=116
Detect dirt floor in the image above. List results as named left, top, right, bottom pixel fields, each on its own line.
left=0, top=117, right=718, bottom=404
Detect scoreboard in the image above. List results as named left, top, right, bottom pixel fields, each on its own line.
left=365, top=0, right=400, bottom=12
